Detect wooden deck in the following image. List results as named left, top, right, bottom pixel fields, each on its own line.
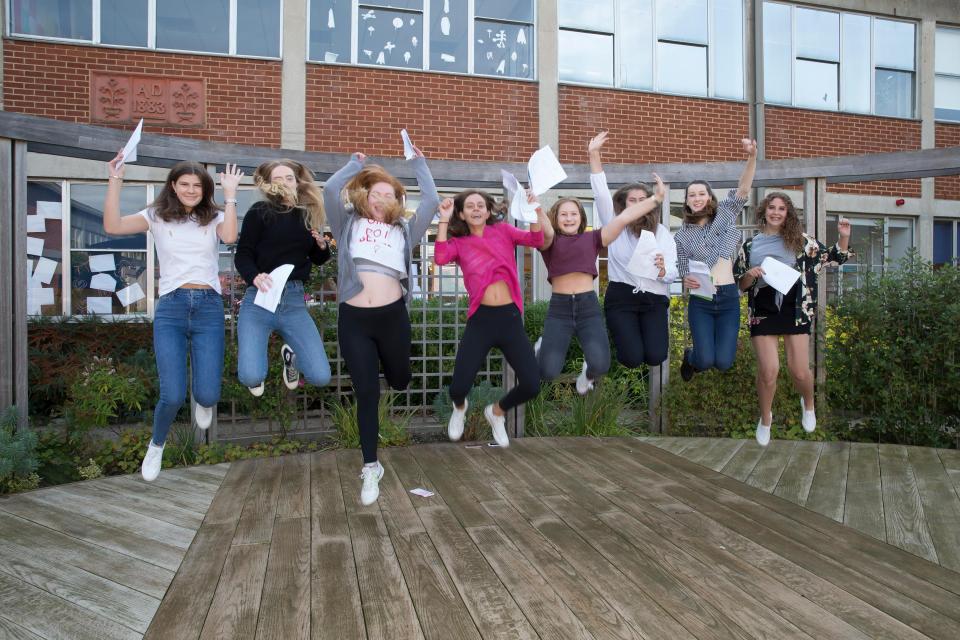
left=643, top=437, right=960, bottom=573
left=4, top=437, right=960, bottom=639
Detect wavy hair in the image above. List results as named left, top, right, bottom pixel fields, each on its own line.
left=612, top=182, right=658, bottom=235
left=756, top=191, right=804, bottom=254
left=547, top=198, right=587, bottom=235
left=345, top=165, right=407, bottom=225
left=253, top=160, right=325, bottom=231
left=447, top=190, right=506, bottom=238
left=682, top=179, right=718, bottom=224
left=151, top=161, right=220, bottom=225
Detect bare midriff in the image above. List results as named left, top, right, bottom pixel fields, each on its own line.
left=180, top=283, right=212, bottom=289
left=711, top=257, right=735, bottom=286
left=549, top=271, right=595, bottom=295
left=345, top=271, right=404, bottom=308
left=480, top=280, right=513, bottom=306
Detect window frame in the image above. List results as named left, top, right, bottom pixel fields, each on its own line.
left=934, top=26, right=960, bottom=123
left=5, top=0, right=284, bottom=60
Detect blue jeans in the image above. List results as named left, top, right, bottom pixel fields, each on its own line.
left=237, top=282, right=331, bottom=388
left=687, top=283, right=741, bottom=372
left=152, top=288, right=225, bottom=446
left=539, top=291, right=611, bottom=381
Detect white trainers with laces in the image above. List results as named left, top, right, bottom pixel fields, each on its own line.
left=575, top=362, right=594, bottom=395
left=534, top=336, right=542, bottom=358
left=448, top=399, right=468, bottom=442
left=281, top=344, right=300, bottom=390
left=800, top=397, right=817, bottom=433
left=141, top=442, right=164, bottom=482
left=484, top=404, right=510, bottom=447
left=195, top=404, right=213, bottom=430
left=360, top=461, right=384, bottom=506
left=248, top=381, right=265, bottom=397
left=755, top=418, right=771, bottom=447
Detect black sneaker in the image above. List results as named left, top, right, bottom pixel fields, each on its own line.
left=680, top=348, right=695, bottom=382
left=281, top=344, right=300, bottom=390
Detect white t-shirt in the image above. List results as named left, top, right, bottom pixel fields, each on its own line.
left=138, top=208, right=225, bottom=296
left=350, top=218, right=406, bottom=274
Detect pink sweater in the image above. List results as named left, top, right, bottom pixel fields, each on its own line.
left=434, top=223, right=544, bottom=317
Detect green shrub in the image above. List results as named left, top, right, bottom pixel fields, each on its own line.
left=330, top=392, right=412, bottom=449
left=526, top=379, right=633, bottom=438
left=66, top=356, right=149, bottom=430
left=77, top=458, right=103, bottom=481
left=431, top=380, right=503, bottom=442
left=93, top=428, right=153, bottom=475
left=0, top=408, right=40, bottom=494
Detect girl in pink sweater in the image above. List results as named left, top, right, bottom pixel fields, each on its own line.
left=433, top=190, right=547, bottom=447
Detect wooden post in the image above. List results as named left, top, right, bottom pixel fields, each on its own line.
left=649, top=189, right=672, bottom=435
left=0, top=139, right=29, bottom=427
left=803, top=177, right=828, bottom=410
left=0, top=140, right=13, bottom=415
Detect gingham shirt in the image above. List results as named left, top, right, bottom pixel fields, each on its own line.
left=675, top=189, right=748, bottom=277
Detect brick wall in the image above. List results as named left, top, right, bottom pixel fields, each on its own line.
left=935, top=123, right=960, bottom=201
left=306, top=64, right=538, bottom=162
left=558, top=86, right=750, bottom=164
left=764, top=106, right=921, bottom=198
left=3, top=39, right=281, bottom=145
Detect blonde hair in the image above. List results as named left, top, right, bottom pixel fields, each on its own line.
left=346, top=165, right=407, bottom=225
left=253, top=160, right=325, bottom=231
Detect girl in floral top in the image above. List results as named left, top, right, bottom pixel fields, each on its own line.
left=734, top=191, right=851, bottom=446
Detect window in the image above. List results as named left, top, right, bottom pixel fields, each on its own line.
left=825, top=215, right=914, bottom=294
left=763, top=2, right=916, bottom=118
left=934, top=219, right=960, bottom=266
left=935, top=27, right=960, bottom=122
left=558, top=0, right=744, bottom=100
left=309, top=0, right=535, bottom=79
left=8, top=0, right=282, bottom=58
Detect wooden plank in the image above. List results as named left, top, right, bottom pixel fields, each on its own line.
left=878, top=445, right=938, bottom=563
left=512, top=439, right=622, bottom=514
left=408, top=445, right=495, bottom=528
left=199, top=544, right=270, bottom=640
left=0, top=571, right=140, bottom=640
left=255, top=518, right=310, bottom=640
left=773, top=441, right=823, bottom=505
left=907, top=446, right=960, bottom=572
left=54, top=479, right=205, bottom=529
left=276, top=454, right=310, bottom=520
left=105, top=475, right=216, bottom=515
left=309, top=452, right=365, bottom=640
left=672, top=437, right=725, bottom=466
left=746, top=440, right=796, bottom=493
left=143, top=522, right=235, bottom=640
left=691, top=438, right=746, bottom=472
left=234, top=457, right=283, bottom=545
left=936, top=448, right=960, bottom=501
left=844, top=443, right=886, bottom=541
left=719, top=440, right=768, bottom=482
left=804, top=441, right=850, bottom=522
left=0, top=139, right=14, bottom=412
left=0, top=616, right=44, bottom=640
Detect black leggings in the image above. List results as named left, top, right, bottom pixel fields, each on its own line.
left=603, top=281, right=670, bottom=367
left=338, top=299, right=411, bottom=464
left=449, top=303, right=540, bottom=412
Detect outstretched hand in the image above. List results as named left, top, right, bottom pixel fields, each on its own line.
left=107, top=151, right=126, bottom=179
left=741, top=138, right=758, bottom=157
left=438, top=197, right=454, bottom=222
left=837, top=217, right=852, bottom=239
left=219, top=163, right=244, bottom=197
left=588, top=131, right=608, bottom=154
left=652, top=173, right=666, bottom=203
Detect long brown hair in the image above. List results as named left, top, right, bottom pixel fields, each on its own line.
left=151, top=161, right=220, bottom=225
left=756, top=191, right=804, bottom=254
left=547, top=197, right=587, bottom=235
left=253, top=160, right=325, bottom=231
left=447, top=190, right=506, bottom=238
left=345, top=165, right=407, bottom=225
left=612, top=182, right=658, bottom=235
left=682, top=180, right=718, bottom=224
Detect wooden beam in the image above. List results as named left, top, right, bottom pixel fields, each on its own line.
left=0, top=139, right=13, bottom=413
left=13, top=141, right=28, bottom=427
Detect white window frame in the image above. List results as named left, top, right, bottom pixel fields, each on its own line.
left=5, top=0, right=284, bottom=60
left=934, top=26, right=960, bottom=123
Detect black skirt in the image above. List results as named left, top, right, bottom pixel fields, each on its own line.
left=749, top=282, right=810, bottom=336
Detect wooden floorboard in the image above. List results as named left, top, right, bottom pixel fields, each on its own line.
left=878, top=445, right=939, bottom=564
left=804, top=441, right=850, bottom=522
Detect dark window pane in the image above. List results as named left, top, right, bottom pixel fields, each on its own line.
left=157, top=0, right=228, bottom=54
left=934, top=220, right=953, bottom=265
left=71, top=250, right=148, bottom=315
left=875, top=69, right=914, bottom=118
left=11, top=0, right=91, bottom=39
left=70, top=184, right=147, bottom=250
left=310, top=0, right=352, bottom=62
left=475, top=0, right=533, bottom=22
left=100, top=0, right=147, bottom=46
left=357, top=7, right=422, bottom=69
left=475, top=20, right=532, bottom=78
left=237, top=0, right=281, bottom=57
left=430, top=0, right=467, bottom=72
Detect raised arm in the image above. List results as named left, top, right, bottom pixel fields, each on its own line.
left=600, top=174, right=666, bottom=247
left=217, top=163, right=242, bottom=244
left=525, top=189, right=553, bottom=250
left=588, top=132, right=615, bottom=226
left=433, top=197, right=458, bottom=265
left=323, top=153, right=366, bottom=238
left=736, top=138, right=758, bottom=200
left=406, top=145, right=440, bottom=245
left=103, top=153, right=150, bottom=236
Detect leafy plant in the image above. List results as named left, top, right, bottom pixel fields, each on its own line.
left=66, top=356, right=149, bottom=430
left=77, top=458, right=103, bottom=480
left=330, top=392, right=412, bottom=449
left=525, top=378, right=632, bottom=437
left=93, top=428, right=153, bottom=475
left=0, top=408, right=40, bottom=494
left=431, top=381, right=503, bottom=442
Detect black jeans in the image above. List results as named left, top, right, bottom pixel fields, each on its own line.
left=338, top=299, right=411, bottom=464
left=538, top=291, right=611, bottom=382
left=449, top=303, right=540, bottom=412
left=603, top=281, right=670, bottom=368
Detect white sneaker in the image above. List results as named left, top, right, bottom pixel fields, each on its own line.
left=248, top=381, right=265, bottom=397
left=801, top=397, right=817, bottom=433
left=359, top=461, right=384, bottom=506
left=755, top=418, right=771, bottom=447
left=448, top=399, right=468, bottom=442
left=195, top=404, right=213, bottom=430
left=141, top=442, right=164, bottom=482
left=575, top=362, right=594, bottom=396
left=484, top=404, right=509, bottom=448
left=534, top=336, right=542, bottom=358
left=281, top=344, right=300, bottom=390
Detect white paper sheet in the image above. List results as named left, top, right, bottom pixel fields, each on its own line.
left=527, top=145, right=567, bottom=196
left=89, top=272, right=118, bottom=292
left=27, top=287, right=54, bottom=308
left=400, top=128, right=417, bottom=160
left=26, top=236, right=43, bottom=256
left=36, top=201, right=62, bottom=219
left=625, top=230, right=661, bottom=280
left=87, top=297, right=113, bottom=314
left=27, top=215, right=45, bottom=233
left=409, top=488, right=435, bottom=498
left=30, top=257, right=58, bottom=285
left=687, top=260, right=716, bottom=298
left=88, top=253, right=116, bottom=273
left=500, top=169, right=538, bottom=223
left=118, top=118, right=144, bottom=166
left=116, top=282, right=145, bottom=307
left=254, top=264, right=295, bottom=313
left=759, top=256, right=802, bottom=295
left=27, top=259, right=34, bottom=284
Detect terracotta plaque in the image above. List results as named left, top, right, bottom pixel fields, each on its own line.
left=91, top=72, right=205, bottom=127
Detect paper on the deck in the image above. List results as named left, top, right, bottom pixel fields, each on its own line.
left=87, top=297, right=113, bottom=314
left=37, top=201, right=62, bottom=219
left=27, top=215, right=45, bottom=233
left=409, top=488, right=435, bottom=498
left=759, top=256, right=801, bottom=295
left=625, top=230, right=661, bottom=280
left=26, top=237, right=43, bottom=256
left=88, top=253, right=116, bottom=272
left=254, top=263, right=295, bottom=313
left=118, top=118, right=144, bottom=166
left=30, top=257, right=57, bottom=285
left=527, top=146, right=567, bottom=196
left=90, top=273, right=118, bottom=292
left=116, top=282, right=145, bottom=307
left=400, top=129, right=417, bottom=160
left=687, top=260, right=716, bottom=298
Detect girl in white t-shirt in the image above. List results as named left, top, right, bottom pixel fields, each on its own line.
left=103, top=154, right=241, bottom=482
